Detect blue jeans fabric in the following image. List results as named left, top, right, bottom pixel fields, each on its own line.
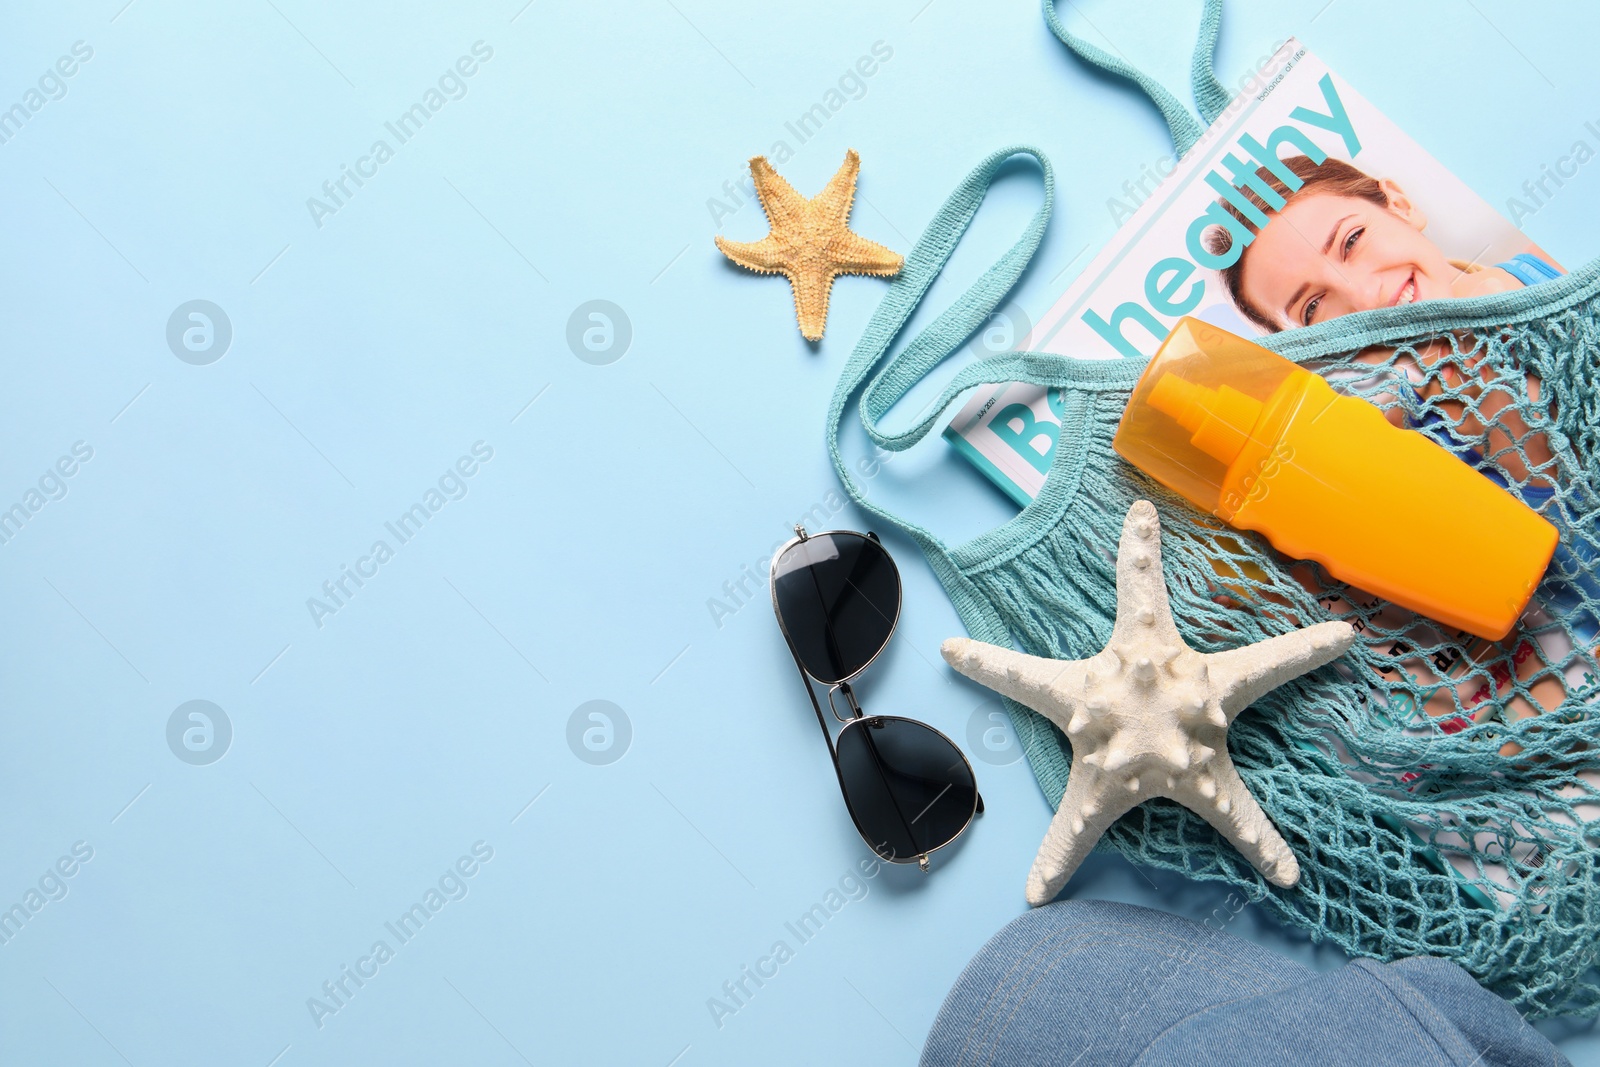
left=921, top=900, right=1569, bottom=1066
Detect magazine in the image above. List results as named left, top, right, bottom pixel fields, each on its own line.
left=942, top=38, right=1579, bottom=910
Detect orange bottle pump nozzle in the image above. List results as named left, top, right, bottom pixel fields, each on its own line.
left=1146, top=375, right=1261, bottom=469
left=1114, top=318, right=1557, bottom=641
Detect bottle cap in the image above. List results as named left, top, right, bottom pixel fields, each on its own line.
left=1114, top=318, right=1301, bottom=513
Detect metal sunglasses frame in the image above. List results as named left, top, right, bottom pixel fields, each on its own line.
left=769, top=525, right=983, bottom=873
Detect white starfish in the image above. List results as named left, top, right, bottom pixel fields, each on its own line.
left=942, top=500, right=1355, bottom=907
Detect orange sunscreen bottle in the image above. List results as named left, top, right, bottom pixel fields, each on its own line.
left=1113, top=318, right=1557, bottom=641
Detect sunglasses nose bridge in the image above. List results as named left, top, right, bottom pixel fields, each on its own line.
left=826, top=681, right=865, bottom=722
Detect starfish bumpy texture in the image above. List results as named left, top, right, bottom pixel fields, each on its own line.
left=942, top=500, right=1355, bottom=906
left=714, top=149, right=902, bottom=341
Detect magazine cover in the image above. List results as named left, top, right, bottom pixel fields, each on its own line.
left=945, top=38, right=1564, bottom=505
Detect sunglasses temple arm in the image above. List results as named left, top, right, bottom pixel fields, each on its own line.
left=856, top=728, right=930, bottom=864
left=866, top=755, right=984, bottom=820
left=784, top=636, right=839, bottom=759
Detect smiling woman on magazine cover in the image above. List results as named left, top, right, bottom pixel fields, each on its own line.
left=1204, top=154, right=1564, bottom=332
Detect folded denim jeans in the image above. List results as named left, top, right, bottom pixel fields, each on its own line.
left=921, top=899, right=1569, bottom=1066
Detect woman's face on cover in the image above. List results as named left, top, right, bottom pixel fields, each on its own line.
left=1237, top=181, right=1454, bottom=330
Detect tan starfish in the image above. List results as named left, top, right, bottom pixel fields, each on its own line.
left=715, top=149, right=903, bottom=341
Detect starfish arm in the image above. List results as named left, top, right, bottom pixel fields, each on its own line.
left=748, top=156, right=808, bottom=237
left=826, top=231, right=905, bottom=277
left=1026, top=767, right=1135, bottom=906
left=715, top=234, right=793, bottom=275
left=1109, top=501, right=1186, bottom=648
left=813, top=148, right=862, bottom=228
left=1175, top=754, right=1300, bottom=887
left=941, top=637, right=1084, bottom=724
left=790, top=267, right=833, bottom=342
left=1205, top=621, right=1355, bottom=722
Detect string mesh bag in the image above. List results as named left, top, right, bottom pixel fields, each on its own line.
left=993, top=0, right=1600, bottom=1020
left=969, top=265, right=1600, bottom=1021
left=827, top=130, right=1600, bottom=1017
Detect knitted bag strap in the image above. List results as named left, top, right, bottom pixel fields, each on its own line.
left=1041, top=0, right=1229, bottom=155
left=827, top=144, right=1147, bottom=642
left=827, top=147, right=1059, bottom=571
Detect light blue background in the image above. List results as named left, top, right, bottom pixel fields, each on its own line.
left=2, top=1, right=1597, bottom=1063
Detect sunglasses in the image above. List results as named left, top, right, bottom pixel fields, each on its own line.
left=770, top=526, right=982, bottom=872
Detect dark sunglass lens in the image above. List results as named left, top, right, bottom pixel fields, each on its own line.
left=772, top=533, right=899, bottom=684
left=835, top=717, right=976, bottom=862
